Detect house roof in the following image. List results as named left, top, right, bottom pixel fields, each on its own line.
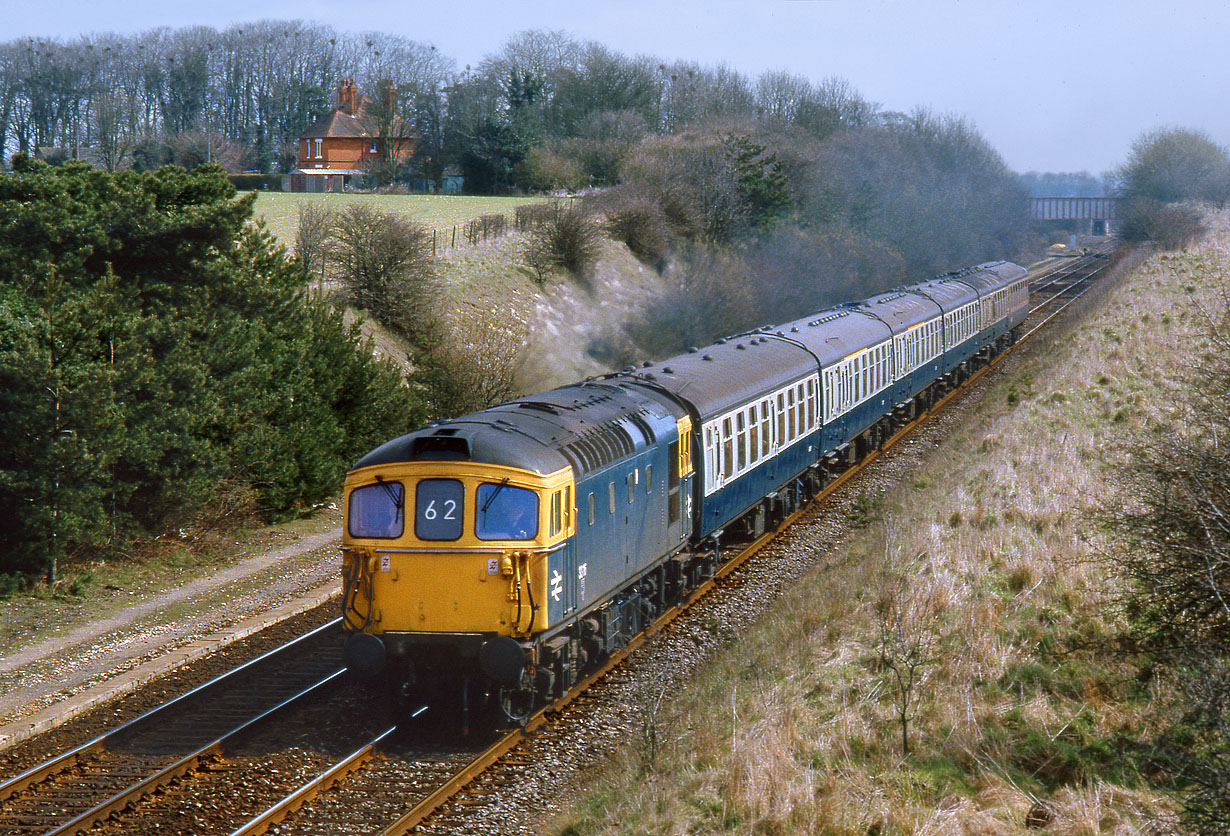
left=300, top=109, right=372, bottom=140
left=299, top=96, right=413, bottom=141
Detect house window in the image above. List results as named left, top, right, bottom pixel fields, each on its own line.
left=314, top=138, right=322, bottom=159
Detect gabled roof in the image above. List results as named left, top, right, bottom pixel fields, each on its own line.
left=301, top=108, right=372, bottom=139
left=299, top=99, right=413, bottom=141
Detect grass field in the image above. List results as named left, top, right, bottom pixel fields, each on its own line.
left=250, top=192, right=549, bottom=250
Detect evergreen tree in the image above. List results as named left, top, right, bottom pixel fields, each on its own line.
left=0, top=156, right=422, bottom=579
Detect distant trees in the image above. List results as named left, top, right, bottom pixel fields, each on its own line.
left=0, top=158, right=420, bottom=582
left=1018, top=170, right=1108, bottom=197
left=0, top=23, right=453, bottom=175
left=803, top=109, right=1030, bottom=276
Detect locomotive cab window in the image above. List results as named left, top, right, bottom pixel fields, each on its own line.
left=476, top=482, right=538, bottom=540
left=414, top=478, right=463, bottom=540
left=349, top=481, right=405, bottom=539
left=550, top=490, right=563, bottom=536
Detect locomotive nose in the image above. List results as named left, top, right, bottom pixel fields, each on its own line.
left=344, top=632, right=387, bottom=678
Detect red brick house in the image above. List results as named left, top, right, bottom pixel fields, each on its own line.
left=289, top=80, right=414, bottom=192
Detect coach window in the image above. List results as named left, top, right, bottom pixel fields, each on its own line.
left=749, top=406, right=760, bottom=461
left=722, top=417, right=734, bottom=479
left=776, top=393, right=786, bottom=444
left=627, top=472, right=635, bottom=504
left=609, top=481, right=616, bottom=514
left=587, top=492, right=595, bottom=526
left=807, top=379, right=816, bottom=429
left=645, top=465, right=653, bottom=494
left=736, top=412, right=747, bottom=470
left=705, top=426, right=717, bottom=487
left=565, top=486, right=572, bottom=530
left=761, top=400, right=772, bottom=450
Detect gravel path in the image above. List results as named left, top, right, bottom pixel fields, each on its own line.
left=0, top=526, right=344, bottom=750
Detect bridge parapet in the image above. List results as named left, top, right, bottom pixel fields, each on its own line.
left=1029, top=196, right=1122, bottom=221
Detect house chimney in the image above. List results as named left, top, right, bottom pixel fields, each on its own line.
left=383, top=84, right=396, bottom=114
left=338, top=79, right=357, bottom=113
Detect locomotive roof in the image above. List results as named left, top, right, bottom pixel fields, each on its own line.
left=352, top=381, right=685, bottom=479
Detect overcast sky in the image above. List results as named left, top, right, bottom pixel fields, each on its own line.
left=6, top=0, right=1226, bottom=175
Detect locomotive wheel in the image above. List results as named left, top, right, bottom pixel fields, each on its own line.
left=499, top=667, right=536, bottom=723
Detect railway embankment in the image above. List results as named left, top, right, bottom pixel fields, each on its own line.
left=543, top=228, right=1223, bottom=833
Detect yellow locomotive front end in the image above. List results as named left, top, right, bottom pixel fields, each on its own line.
left=340, top=457, right=574, bottom=701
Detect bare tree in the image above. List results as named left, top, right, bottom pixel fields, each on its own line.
left=416, top=310, right=528, bottom=419
left=874, top=550, right=934, bottom=758
left=294, top=201, right=335, bottom=287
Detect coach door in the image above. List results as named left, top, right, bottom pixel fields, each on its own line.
left=669, top=416, right=695, bottom=542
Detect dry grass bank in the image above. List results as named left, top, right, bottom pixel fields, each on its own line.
left=549, top=220, right=1230, bottom=835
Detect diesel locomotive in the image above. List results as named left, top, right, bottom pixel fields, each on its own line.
left=340, top=260, right=1031, bottom=723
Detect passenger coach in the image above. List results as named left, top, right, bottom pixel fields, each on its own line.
left=340, top=260, right=1032, bottom=724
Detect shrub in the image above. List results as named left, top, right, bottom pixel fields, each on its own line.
left=294, top=202, right=334, bottom=279
left=515, top=203, right=558, bottom=231
left=227, top=173, right=281, bottom=191
left=328, top=204, right=436, bottom=342
left=599, top=193, right=672, bottom=269
left=1152, top=204, right=1207, bottom=250
left=523, top=206, right=603, bottom=286
left=516, top=145, right=587, bottom=193
left=1118, top=199, right=1207, bottom=250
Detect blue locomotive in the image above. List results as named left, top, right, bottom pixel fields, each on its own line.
left=340, top=260, right=1030, bottom=722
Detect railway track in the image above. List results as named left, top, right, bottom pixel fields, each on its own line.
left=0, top=246, right=1124, bottom=836
left=0, top=621, right=362, bottom=835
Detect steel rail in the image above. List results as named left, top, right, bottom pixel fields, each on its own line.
left=42, top=668, right=348, bottom=836
left=0, top=617, right=343, bottom=802
left=1024, top=259, right=1113, bottom=340
left=230, top=726, right=398, bottom=836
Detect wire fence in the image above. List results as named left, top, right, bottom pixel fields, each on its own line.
left=427, top=200, right=575, bottom=256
